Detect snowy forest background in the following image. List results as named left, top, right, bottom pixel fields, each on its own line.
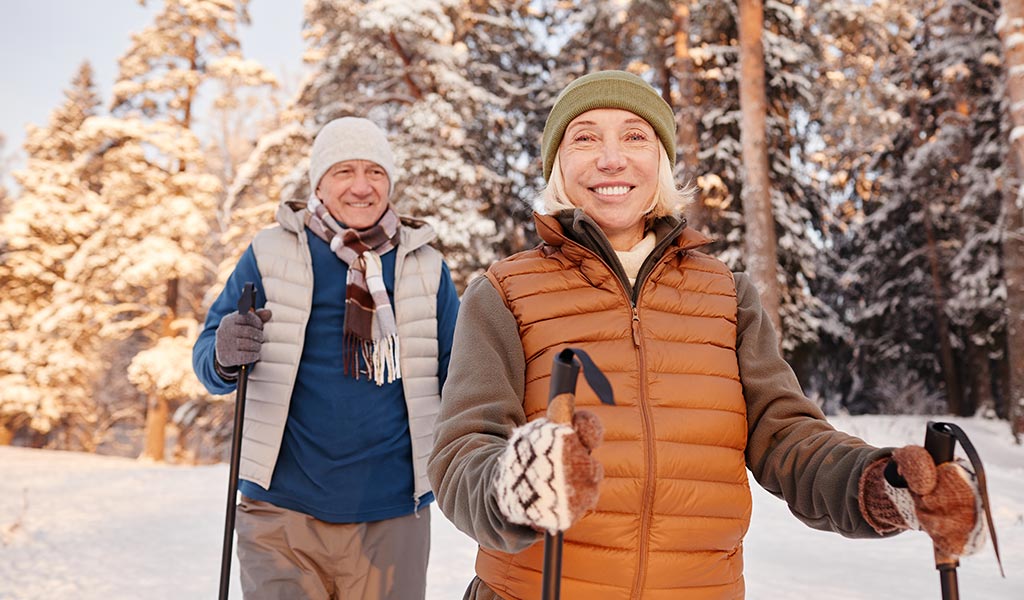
left=2, top=0, right=1024, bottom=464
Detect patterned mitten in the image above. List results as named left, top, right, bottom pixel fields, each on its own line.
left=494, top=410, right=604, bottom=534
left=859, top=445, right=986, bottom=557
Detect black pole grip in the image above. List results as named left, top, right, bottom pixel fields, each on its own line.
left=237, top=282, right=256, bottom=314
left=549, top=348, right=581, bottom=400
left=924, top=422, right=956, bottom=465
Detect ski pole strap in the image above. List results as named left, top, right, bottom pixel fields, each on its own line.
left=557, top=348, right=615, bottom=407
left=926, top=422, right=1004, bottom=577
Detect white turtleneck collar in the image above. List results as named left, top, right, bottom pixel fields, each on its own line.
left=615, top=232, right=657, bottom=286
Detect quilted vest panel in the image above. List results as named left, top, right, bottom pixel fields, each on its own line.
left=477, top=232, right=750, bottom=600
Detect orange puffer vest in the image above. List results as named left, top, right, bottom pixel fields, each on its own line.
left=477, top=214, right=751, bottom=600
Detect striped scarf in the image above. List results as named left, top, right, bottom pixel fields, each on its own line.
left=305, top=197, right=402, bottom=385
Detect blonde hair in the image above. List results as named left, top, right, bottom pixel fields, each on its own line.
left=538, top=142, right=694, bottom=218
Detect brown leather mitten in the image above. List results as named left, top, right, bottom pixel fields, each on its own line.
left=859, top=445, right=985, bottom=557
left=494, top=410, right=605, bottom=534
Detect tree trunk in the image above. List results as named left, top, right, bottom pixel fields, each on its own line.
left=672, top=1, right=703, bottom=229
left=967, top=341, right=994, bottom=417
left=921, top=197, right=964, bottom=414
left=737, top=0, right=782, bottom=337
left=0, top=421, right=14, bottom=445
left=165, top=277, right=179, bottom=331
left=139, top=393, right=168, bottom=461
left=1005, top=189, right=1024, bottom=439
left=135, top=276, right=180, bottom=462
left=996, top=3, right=1024, bottom=441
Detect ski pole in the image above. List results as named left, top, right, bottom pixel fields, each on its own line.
left=541, top=348, right=614, bottom=600
left=218, top=282, right=256, bottom=600
left=924, top=423, right=960, bottom=600
left=920, top=421, right=1004, bottom=600
left=541, top=350, right=580, bottom=600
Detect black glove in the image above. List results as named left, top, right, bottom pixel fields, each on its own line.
left=214, top=308, right=272, bottom=379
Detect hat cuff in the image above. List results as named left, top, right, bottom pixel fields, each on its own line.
left=541, top=73, right=676, bottom=180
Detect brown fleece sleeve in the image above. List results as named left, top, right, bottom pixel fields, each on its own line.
left=427, top=275, right=542, bottom=553
left=735, top=273, right=895, bottom=538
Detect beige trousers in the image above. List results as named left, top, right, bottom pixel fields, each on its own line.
left=236, top=496, right=430, bottom=600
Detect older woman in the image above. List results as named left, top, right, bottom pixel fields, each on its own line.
left=428, top=70, right=984, bottom=600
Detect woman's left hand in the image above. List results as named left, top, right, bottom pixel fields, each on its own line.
left=859, top=445, right=986, bottom=557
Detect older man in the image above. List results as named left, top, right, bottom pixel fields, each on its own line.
left=194, top=117, right=459, bottom=600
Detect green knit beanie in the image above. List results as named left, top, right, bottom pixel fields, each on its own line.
left=541, top=70, right=676, bottom=180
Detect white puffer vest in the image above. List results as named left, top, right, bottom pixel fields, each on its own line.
left=239, top=201, right=443, bottom=503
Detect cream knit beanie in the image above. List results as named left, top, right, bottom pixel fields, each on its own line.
left=308, top=117, right=397, bottom=194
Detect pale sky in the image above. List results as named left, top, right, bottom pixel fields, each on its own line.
left=0, top=0, right=306, bottom=179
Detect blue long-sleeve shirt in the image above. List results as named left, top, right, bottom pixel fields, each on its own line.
left=193, top=229, right=459, bottom=523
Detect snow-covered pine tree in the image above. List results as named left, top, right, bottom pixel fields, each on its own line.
left=450, top=0, right=549, bottom=254
left=806, top=0, right=916, bottom=219
left=674, top=0, right=840, bottom=397
left=82, top=0, right=273, bottom=460
left=284, top=0, right=547, bottom=285
left=687, top=0, right=746, bottom=264
left=755, top=0, right=847, bottom=405
left=544, top=0, right=644, bottom=73
left=800, top=0, right=918, bottom=412
left=0, top=62, right=107, bottom=447
left=24, top=63, right=103, bottom=163
left=939, top=0, right=1010, bottom=419
left=837, top=0, right=1010, bottom=416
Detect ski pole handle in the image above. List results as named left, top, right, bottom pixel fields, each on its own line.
left=547, top=348, right=615, bottom=425
left=924, top=422, right=960, bottom=600
left=547, top=349, right=581, bottom=425
left=924, top=422, right=956, bottom=465
left=238, top=282, right=256, bottom=315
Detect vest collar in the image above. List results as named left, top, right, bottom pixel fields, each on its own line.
left=534, top=210, right=712, bottom=254
left=533, top=210, right=713, bottom=301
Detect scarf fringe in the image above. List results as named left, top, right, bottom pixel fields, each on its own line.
left=346, top=333, right=402, bottom=386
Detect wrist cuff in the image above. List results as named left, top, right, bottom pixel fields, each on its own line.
left=214, top=358, right=240, bottom=382
left=859, top=457, right=911, bottom=534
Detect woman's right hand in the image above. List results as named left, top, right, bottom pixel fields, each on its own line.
left=493, top=410, right=604, bottom=534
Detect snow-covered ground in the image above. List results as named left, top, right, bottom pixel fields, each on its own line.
left=0, top=415, right=1020, bottom=599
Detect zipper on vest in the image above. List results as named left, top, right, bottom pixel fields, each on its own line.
left=630, top=300, right=655, bottom=598
left=631, top=307, right=641, bottom=347
left=549, top=227, right=666, bottom=597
